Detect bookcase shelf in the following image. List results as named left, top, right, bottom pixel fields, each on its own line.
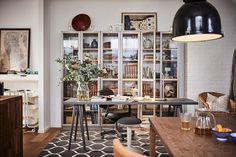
left=61, top=31, right=183, bottom=126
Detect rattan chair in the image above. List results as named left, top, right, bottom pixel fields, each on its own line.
left=198, top=92, right=236, bottom=115
left=113, top=139, right=147, bottom=157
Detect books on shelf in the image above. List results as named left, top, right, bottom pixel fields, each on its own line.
left=124, top=63, right=138, bottom=79
left=143, top=83, right=153, bottom=97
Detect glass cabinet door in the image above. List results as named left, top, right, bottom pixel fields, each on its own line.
left=81, top=32, right=100, bottom=98
left=63, top=33, right=79, bottom=57
left=155, top=32, right=161, bottom=99
left=81, top=32, right=100, bottom=125
left=101, top=32, right=119, bottom=95
left=162, top=33, right=178, bottom=99
left=141, top=31, right=155, bottom=98
left=121, top=32, right=139, bottom=96
left=62, top=32, right=80, bottom=124
left=62, top=33, right=79, bottom=100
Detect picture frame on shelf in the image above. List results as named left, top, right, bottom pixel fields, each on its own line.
left=0, top=28, right=30, bottom=73
left=121, top=12, right=157, bottom=31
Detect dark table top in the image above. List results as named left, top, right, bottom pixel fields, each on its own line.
left=64, top=98, right=198, bottom=106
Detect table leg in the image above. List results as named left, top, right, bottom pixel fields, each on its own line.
left=150, top=123, right=156, bottom=157
left=74, top=106, right=79, bottom=140
left=174, top=106, right=177, bottom=117
left=174, top=105, right=183, bottom=117
left=68, top=105, right=76, bottom=151
left=83, top=105, right=90, bottom=140
left=128, top=105, right=131, bottom=116
left=79, top=105, right=87, bottom=151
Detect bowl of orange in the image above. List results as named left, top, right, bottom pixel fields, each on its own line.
left=212, top=124, right=232, bottom=141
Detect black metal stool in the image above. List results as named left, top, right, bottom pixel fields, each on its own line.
left=117, top=117, right=142, bottom=148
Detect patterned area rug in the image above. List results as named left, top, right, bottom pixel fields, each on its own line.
left=38, top=130, right=169, bottom=157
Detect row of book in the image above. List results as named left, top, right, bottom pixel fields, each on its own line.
left=123, top=64, right=138, bottom=79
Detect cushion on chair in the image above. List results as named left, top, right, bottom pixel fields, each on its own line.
left=206, top=93, right=229, bottom=112
left=117, top=117, right=142, bottom=125
left=104, top=112, right=130, bottom=122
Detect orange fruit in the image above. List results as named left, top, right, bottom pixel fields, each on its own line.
left=216, top=124, right=222, bottom=132
left=222, top=128, right=230, bottom=132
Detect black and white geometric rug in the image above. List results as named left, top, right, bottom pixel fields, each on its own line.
left=38, top=130, right=169, bottom=157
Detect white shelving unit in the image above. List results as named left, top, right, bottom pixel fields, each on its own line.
left=0, top=74, right=39, bottom=91
left=1, top=74, right=39, bottom=132
left=61, top=31, right=184, bottom=126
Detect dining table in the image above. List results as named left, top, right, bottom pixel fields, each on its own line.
left=149, top=116, right=236, bottom=157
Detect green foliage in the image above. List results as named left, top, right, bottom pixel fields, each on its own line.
left=56, top=54, right=104, bottom=82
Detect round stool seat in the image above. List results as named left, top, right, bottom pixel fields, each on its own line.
left=117, top=117, right=142, bottom=125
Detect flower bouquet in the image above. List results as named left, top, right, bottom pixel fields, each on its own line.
left=56, top=54, right=107, bottom=100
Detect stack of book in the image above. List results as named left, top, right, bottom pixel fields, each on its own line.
left=90, top=96, right=106, bottom=102
left=112, top=95, right=130, bottom=102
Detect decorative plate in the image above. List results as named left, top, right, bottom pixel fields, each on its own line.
left=71, top=14, right=91, bottom=31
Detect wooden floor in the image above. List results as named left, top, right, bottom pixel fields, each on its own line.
left=23, top=128, right=60, bottom=157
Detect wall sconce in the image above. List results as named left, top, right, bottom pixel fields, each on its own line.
left=172, top=0, right=223, bottom=42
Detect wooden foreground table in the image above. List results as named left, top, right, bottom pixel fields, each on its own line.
left=149, top=116, right=236, bottom=157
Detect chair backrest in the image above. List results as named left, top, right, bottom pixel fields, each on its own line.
left=113, top=139, right=147, bottom=157
left=198, top=92, right=230, bottom=109
left=99, top=88, right=114, bottom=110
left=99, top=88, right=114, bottom=96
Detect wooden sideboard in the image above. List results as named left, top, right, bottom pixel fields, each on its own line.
left=0, top=96, right=23, bottom=157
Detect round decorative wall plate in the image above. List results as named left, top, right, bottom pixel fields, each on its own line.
left=71, top=14, right=91, bottom=31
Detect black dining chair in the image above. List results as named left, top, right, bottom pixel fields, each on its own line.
left=99, top=88, right=129, bottom=139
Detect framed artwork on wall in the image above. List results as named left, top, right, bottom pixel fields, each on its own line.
left=0, top=28, right=30, bottom=73
left=121, top=12, right=157, bottom=31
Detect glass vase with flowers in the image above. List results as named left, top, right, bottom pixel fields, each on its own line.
left=56, top=54, right=107, bottom=101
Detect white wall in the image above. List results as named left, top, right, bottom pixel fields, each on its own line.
left=0, top=0, right=39, bottom=71
left=0, top=0, right=50, bottom=132
left=47, top=0, right=182, bottom=127
left=186, top=0, right=236, bottom=113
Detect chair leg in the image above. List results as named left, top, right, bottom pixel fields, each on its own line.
left=127, top=126, right=132, bottom=148
left=168, top=105, right=172, bottom=116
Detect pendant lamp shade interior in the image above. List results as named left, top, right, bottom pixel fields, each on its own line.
left=172, top=0, right=223, bottom=42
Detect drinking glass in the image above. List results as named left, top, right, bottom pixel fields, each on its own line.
left=180, top=113, right=192, bottom=130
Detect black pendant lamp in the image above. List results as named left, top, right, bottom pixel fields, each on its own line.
left=172, top=0, right=223, bottom=42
